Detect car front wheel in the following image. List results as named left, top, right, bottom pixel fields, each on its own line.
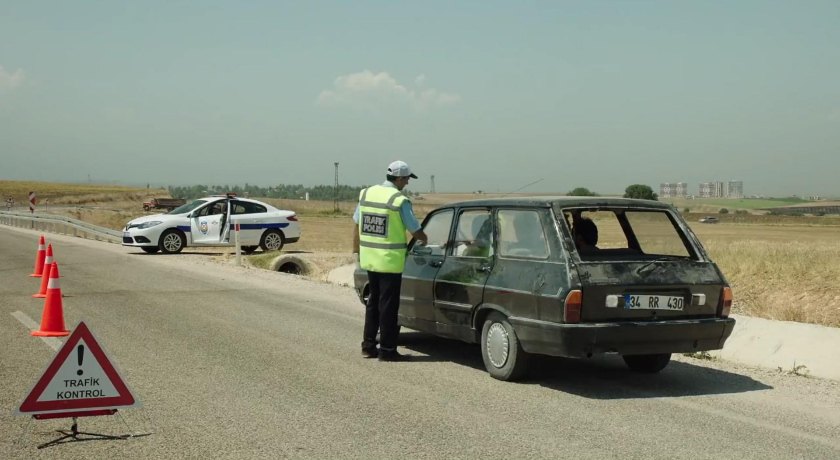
left=159, top=229, right=186, bottom=254
left=260, top=229, right=284, bottom=252
left=480, top=312, right=530, bottom=381
left=622, top=353, right=671, bottom=373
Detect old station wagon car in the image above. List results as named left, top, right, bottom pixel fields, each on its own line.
left=354, top=197, right=735, bottom=381
left=123, top=195, right=300, bottom=254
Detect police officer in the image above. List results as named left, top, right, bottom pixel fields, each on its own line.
left=353, top=160, right=427, bottom=361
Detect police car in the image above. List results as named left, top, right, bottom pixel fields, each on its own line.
left=122, top=195, right=300, bottom=254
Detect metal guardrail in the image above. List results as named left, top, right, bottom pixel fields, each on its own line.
left=0, top=211, right=122, bottom=244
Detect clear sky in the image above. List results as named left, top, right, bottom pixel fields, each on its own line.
left=1, top=1, right=838, bottom=197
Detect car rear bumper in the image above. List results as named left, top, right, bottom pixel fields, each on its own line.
left=510, top=316, right=736, bottom=357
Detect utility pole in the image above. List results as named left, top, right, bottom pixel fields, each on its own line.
left=430, top=175, right=436, bottom=194
left=334, top=162, right=340, bottom=213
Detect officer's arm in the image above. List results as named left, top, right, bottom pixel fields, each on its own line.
left=400, top=200, right=426, bottom=244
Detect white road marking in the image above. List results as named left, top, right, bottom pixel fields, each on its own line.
left=11, top=311, right=63, bottom=351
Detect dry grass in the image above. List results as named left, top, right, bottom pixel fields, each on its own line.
left=0, top=180, right=163, bottom=204
left=692, top=224, right=840, bottom=328
left=3, top=181, right=838, bottom=328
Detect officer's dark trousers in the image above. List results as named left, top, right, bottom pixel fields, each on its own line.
left=362, top=271, right=402, bottom=352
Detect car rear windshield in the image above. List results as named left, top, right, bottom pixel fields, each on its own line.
left=559, top=208, right=697, bottom=260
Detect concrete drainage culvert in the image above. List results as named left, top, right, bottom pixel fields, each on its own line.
left=270, top=254, right=315, bottom=276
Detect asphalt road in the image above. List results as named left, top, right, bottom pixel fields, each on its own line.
left=1, top=227, right=839, bottom=459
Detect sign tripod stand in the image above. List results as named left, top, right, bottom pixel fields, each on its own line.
left=31, top=410, right=129, bottom=449
left=16, top=321, right=147, bottom=449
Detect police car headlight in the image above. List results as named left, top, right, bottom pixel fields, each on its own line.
left=136, top=221, right=163, bottom=229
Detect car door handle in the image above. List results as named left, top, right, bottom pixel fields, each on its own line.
left=429, top=260, right=443, bottom=268
left=478, top=264, right=492, bottom=273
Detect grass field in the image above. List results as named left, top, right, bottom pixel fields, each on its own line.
left=3, top=181, right=838, bottom=328
left=662, top=197, right=811, bottom=213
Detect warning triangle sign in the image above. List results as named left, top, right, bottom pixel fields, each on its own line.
left=17, top=321, right=139, bottom=415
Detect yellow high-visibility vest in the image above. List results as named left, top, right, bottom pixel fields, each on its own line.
left=358, top=185, right=409, bottom=273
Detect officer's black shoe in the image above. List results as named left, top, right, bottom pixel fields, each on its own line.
left=378, top=350, right=410, bottom=362
left=361, top=347, right=378, bottom=359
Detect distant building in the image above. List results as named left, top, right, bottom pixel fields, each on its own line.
left=698, top=181, right=725, bottom=198
left=727, top=181, right=743, bottom=198
left=659, top=182, right=689, bottom=198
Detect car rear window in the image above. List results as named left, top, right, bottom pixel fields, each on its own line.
left=561, top=208, right=695, bottom=260
left=624, top=211, right=691, bottom=257
left=232, top=201, right=266, bottom=215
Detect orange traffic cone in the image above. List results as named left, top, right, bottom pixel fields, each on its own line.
left=30, top=235, right=46, bottom=277
left=31, top=262, right=69, bottom=337
left=32, top=244, right=54, bottom=298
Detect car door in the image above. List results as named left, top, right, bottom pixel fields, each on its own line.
left=229, top=200, right=271, bottom=245
left=399, top=208, right=454, bottom=332
left=433, top=208, right=494, bottom=340
left=190, top=199, right=227, bottom=245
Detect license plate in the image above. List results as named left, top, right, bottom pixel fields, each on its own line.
left=624, top=294, right=684, bottom=311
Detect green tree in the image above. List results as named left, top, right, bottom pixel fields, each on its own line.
left=623, top=184, right=658, bottom=201
left=568, top=187, right=597, bottom=196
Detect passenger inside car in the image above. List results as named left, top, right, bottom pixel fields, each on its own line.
left=573, top=217, right=599, bottom=254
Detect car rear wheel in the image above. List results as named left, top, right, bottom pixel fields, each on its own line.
left=480, top=312, right=530, bottom=381
left=260, top=229, right=284, bottom=252
left=159, top=229, right=186, bottom=254
left=241, top=245, right=258, bottom=254
left=140, top=246, right=160, bottom=254
left=622, top=353, right=672, bottom=373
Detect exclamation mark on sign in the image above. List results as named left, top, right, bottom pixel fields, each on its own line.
left=77, top=345, right=85, bottom=376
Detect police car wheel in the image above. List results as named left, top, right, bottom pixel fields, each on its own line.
left=260, top=230, right=284, bottom=252
left=159, top=229, right=185, bottom=254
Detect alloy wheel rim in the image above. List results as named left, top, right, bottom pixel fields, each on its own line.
left=265, top=234, right=282, bottom=250
left=164, top=234, right=181, bottom=251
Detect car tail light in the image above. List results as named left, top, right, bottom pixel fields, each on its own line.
left=564, top=290, right=582, bottom=324
left=719, top=286, right=733, bottom=318
left=288, top=215, right=298, bottom=221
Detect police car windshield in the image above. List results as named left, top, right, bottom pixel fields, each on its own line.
left=168, top=199, right=208, bottom=215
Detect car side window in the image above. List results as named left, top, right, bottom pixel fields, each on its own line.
left=197, top=201, right=224, bottom=217
left=412, top=209, right=453, bottom=256
left=451, top=209, right=494, bottom=258
left=230, top=200, right=264, bottom=215
left=498, top=209, right=549, bottom=258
